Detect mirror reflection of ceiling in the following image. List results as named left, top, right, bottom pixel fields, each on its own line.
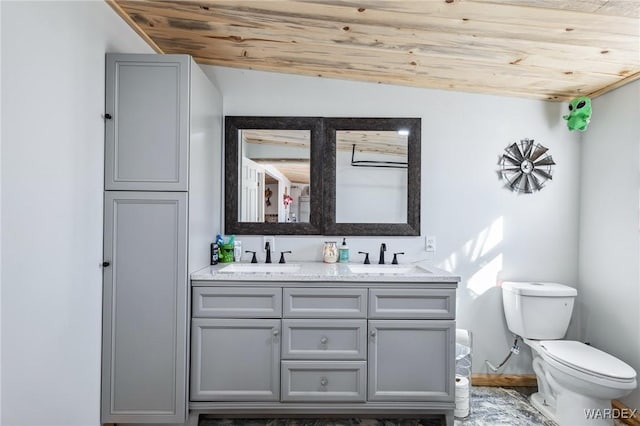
left=243, top=129, right=408, bottom=156
left=337, top=131, right=408, bottom=158
left=242, top=129, right=310, bottom=184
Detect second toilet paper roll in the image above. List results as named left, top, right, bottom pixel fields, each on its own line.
left=454, top=375, right=470, bottom=418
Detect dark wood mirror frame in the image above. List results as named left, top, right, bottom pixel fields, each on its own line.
left=324, top=117, right=421, bottom=236
left=225, top=116, right=421, bottom=236
left=225, top=116, right=324, bottom=235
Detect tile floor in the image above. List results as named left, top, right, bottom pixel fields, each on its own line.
left=198, top=386, right=560, bottom=426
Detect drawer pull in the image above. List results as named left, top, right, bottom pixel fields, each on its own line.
left=320, top=377, right=328, bottom=386
left=320, top=336, right=328, bottom=344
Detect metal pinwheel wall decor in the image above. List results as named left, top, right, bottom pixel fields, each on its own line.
left=499, top=139, right=556, bottom=194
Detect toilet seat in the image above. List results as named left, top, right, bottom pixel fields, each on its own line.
left=539, top=340, right=636, bottom=385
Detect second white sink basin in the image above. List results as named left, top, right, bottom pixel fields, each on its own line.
left=347, top=264, right=431, bottom=275
left=219, top=263, right=301, bottom=273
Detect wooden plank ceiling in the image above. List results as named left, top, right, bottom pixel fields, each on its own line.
left=109, top=0, right=640, bottom=101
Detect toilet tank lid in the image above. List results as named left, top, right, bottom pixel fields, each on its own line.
left=502, top=281, right=577, bottom=297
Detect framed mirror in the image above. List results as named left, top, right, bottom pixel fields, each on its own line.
left=324, top=117, right=421, bottom=236
left=225, top=116, right=324, bottom=235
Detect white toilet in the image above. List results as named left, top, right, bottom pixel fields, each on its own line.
left=502, top=281, right=637, bottom=426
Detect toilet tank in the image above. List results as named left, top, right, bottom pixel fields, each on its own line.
left=502, top=281, right=577, bottom=340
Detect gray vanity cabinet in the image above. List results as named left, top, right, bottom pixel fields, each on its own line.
left=188, top=281, right=457, bottom=426
left=105, top=54, right=189, bottom=191
left=102, top=192, right=188, bottom=423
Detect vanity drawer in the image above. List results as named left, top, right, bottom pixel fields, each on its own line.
left=369, top=288, right=455, bottom=319
left=283, top=288, right=367, bottom=318
left=282, top=319, right=366, bottom=360
left=192, top=287, right=282, bottom=318
left=281, top=361, right=366, bottom=402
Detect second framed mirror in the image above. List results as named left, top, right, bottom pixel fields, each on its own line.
left=323, top=117, right=421, bottom=236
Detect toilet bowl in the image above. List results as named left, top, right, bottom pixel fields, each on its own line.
left=502, top=281, right=637, bottom=426
left=525, top=339, right=636, bottom=426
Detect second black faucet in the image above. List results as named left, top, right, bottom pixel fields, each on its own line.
left=265, top=241, right=272, bottom=263
left=378, top=243, right=387, bottom=264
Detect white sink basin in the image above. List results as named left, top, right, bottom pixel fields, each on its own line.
left=219, top=263, right=301, bottom=273
left=347, top=264, right=432, bottom=275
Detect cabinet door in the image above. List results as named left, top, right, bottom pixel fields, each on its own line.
left=101, top=192, right=188, bottom=423
left=368, top=320, right=455, bottom=402
left=105, top=54, right=189, bottom=191
left=191, top=318, right=281, bottom=401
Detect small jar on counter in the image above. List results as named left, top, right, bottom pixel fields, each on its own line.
left=322, top=241, right=338, bottom=263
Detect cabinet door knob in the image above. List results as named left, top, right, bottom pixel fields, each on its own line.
left=320, top=377, right=328, bottom=386
left=102, top=261, right=111, bottom=267
left=370, top=330, right=377, bottom=337
left=104, top=113, right=113, bottom=120
left=320, top=336, right=328, bottom=344
left=273, top=329, right=279, bottom=336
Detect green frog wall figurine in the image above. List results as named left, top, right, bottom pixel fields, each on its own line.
left=563, top=96, right=592, bottom=131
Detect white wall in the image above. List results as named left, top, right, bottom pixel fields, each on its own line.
left=578, top=80, right=640, bottom=409
left=1, top=2, right=153, bottom=425
left=205, top=66, right=582, bottom=375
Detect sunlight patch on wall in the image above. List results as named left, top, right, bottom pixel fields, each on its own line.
left=468, top=254, right=504, bottom=297
left=480, top=217, right=504, bottom=259
left=441, top=216, right=505, bottom=297
left=470, top=216, right=504, bottom=262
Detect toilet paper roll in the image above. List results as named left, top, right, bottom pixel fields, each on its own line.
left=454, top=375, right=471, bottom=418
left=455, top=375, right=470, bottom=394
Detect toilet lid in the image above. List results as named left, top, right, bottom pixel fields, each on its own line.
left=540, top=340, right=636, bottom=380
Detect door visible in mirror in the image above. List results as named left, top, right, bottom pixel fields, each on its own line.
left=335, top=130, right=408, bottom=223
left=238, top=129, right=311, bottom=224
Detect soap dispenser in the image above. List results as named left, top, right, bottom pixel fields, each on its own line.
left=339, top=238, right=349, bottom=263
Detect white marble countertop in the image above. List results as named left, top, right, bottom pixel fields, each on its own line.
left=190, top=261, right=460, bottom=283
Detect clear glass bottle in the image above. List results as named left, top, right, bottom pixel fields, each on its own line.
left=322, top=241, right=338, bottom=263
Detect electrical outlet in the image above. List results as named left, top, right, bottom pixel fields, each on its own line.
left=263, top=236, right=275, bottom=253
left=425, top=236, right=436, bottom=252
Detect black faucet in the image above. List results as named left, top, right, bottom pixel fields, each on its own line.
left=279, top=251, right=292, bottom=264
left=392, top=252, right=405, bottom=264
left=378, top=243, right=386, bottom=264
left=358, top=251, right=370, bottom=264
left=245, top=250, right=258, bottom=263
left=265, top=241, right=272, bottom=263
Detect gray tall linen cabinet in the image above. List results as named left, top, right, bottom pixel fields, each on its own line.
left=101, top=53, right=222, bottom=424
